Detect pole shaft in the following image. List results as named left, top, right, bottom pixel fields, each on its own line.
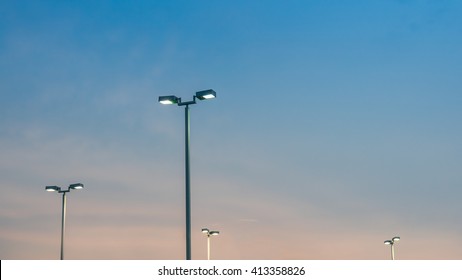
left=185, top=105, right=191, bottom=260
left=60, top=192, right=67, bottom=260
left=207, top=235, right=211, bottom=260
left=391, top=244, right=395, bottom=260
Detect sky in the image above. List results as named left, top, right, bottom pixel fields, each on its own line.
left=1, top=0, right=462, bottom=260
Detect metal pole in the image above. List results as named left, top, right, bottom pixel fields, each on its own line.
left=207, top=235, right=211, bottom=260
left=185, top=105, right=191, bottom=260
left=391, top=243, right=395, bottom=260
left=60, top=191, right=67, bottom=260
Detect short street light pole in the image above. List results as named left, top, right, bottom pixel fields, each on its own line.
left=45, top=183, right=84, bottom=260
left=202, top=228, right=220, bottom=260
left=384, top=236, right=400, bottom=260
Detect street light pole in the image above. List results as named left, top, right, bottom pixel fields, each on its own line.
left=185, top=104, right=191, bottom=260
left=384, top=236, right=400, bottom=260
left=159, top=90, right=216, bottom=260
left=202, top=228, right=220, bottom=260
left=46, top=183, right=84, bottom=260
left=60, top=191, right=67, bottom=260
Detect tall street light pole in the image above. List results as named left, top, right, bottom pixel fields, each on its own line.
left=202, top=228, right=220, bottom=260
left=45, top=183, right=84, bottom=260
left=159, top=89, right=216, bottom=260
left=384, top=236, right=400, bottom=260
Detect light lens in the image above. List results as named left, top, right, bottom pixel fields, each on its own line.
left=202, top=94, right=215, bottom=99
left=159, top=95, right=179, bottom=105
left=195, top=89, right=216, bottom=100
left=45, top=186, right=59, bottom=192
left=70, top=183, right=84, bottom=190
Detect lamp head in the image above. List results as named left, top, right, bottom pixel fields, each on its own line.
left=159, top=95, right=180, bottom=105
left=45, top=186, right=60, bottom=192
left=69, top=183, right=84, bottom=190
left=392, top=236, right=400, bottom=242
left=210, top=231, right=220, bottom=236
left=195, top=89, right=216, bottom=100
left=384, top=240, right=392, bottom=245
left=201, top=228, right=209, bottom=234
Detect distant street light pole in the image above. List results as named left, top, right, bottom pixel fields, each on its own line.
left=384, top=236, right=400, bottom=260
left=45, top=183, right=84, bottom=260
left=202, top=228, right=220, bottom=260
left=159, top=89, right=216, bottom=260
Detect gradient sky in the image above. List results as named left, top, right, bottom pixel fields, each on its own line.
left=1, top=0, right=462, bottom=260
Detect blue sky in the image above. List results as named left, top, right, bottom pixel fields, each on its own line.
left=1, top=0, right=462, bottom=259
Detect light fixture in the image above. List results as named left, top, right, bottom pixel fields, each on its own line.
left=46, top=186, right=61, bottom=192
left=210, top=231, right=220, bottom=236
left=158, top=95, right=179, bottom=105
left=202, top=228, right=210, bottom=234
left=195, top=89, right=216, bottom=100
left=69, top=183, right=84, bottom=190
